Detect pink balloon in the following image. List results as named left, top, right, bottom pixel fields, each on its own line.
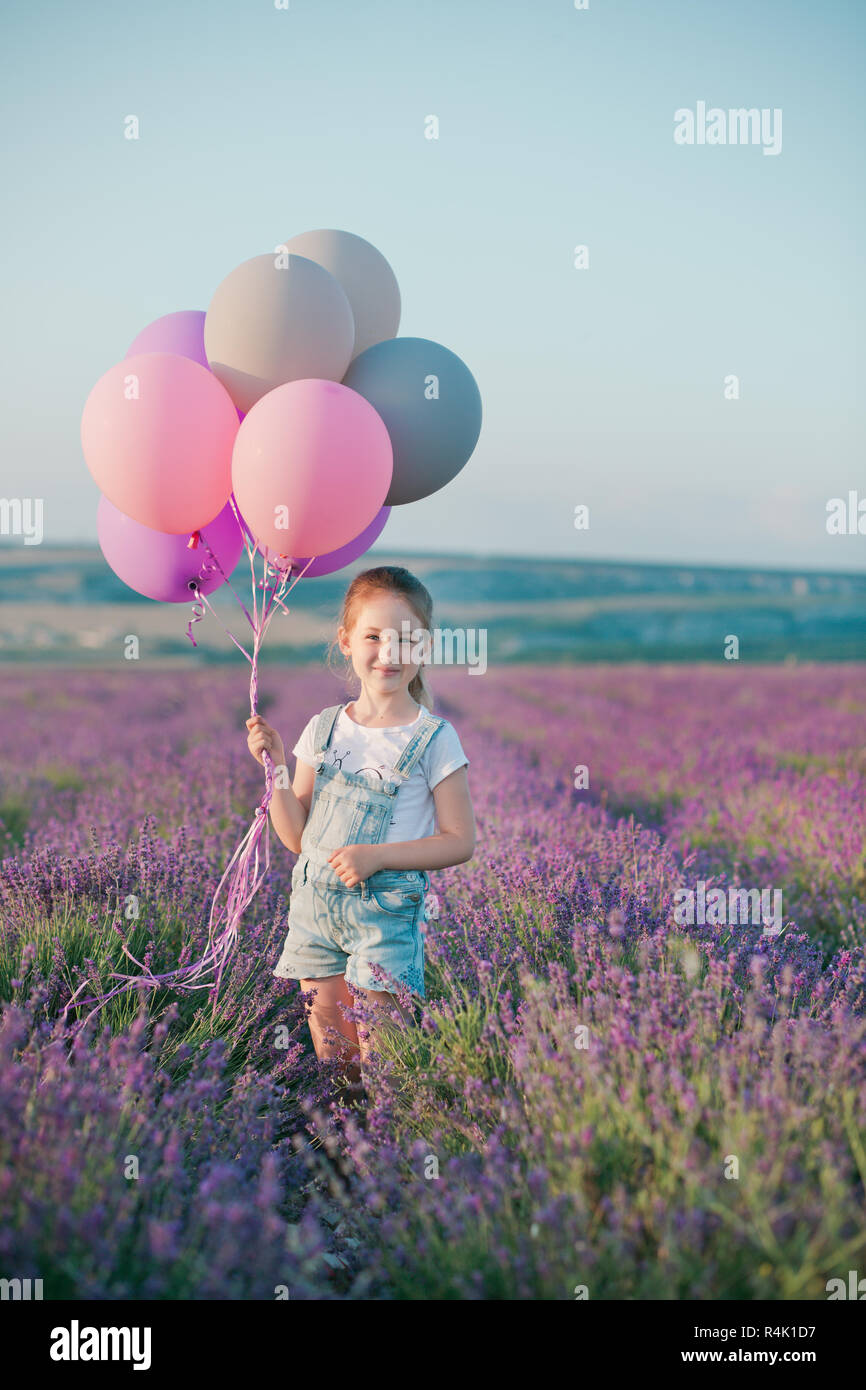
left=231, top=379, right=392, bottom=557
left=97, top=494, right=245, bottom=602
left=81, top=352, right=239, bottom=534
left=257, top=505, right=391, bottom=578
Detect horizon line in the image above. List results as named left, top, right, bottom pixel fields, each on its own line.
left=3, top=543, right=864, bottom=582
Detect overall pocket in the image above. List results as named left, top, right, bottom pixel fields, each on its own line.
left=349, top=800, right=389, bottom=844
left=370, top=879, right=424, bottom=918
left=302, top=778, right=389, bottom=853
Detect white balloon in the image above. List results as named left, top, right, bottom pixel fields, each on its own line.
left=280, top=229, right=401, bottom=361
left=204, top=252, right=354, bottom=414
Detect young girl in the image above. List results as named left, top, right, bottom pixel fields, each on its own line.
left=246, top=565, right=476, bottom=1102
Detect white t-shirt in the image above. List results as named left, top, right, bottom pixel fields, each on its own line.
left=292, top=701, right=469, bottom=844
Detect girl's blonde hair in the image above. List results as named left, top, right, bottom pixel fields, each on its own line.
left=326, top=565, right=435, bottom=712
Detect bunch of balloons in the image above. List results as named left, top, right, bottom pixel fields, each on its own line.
left=72, top=229, right=482, bottom=1023
left=81, top=228, right=482, bottom=599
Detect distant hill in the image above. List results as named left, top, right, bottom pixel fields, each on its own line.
left=0, top=546, right=864, bottom=664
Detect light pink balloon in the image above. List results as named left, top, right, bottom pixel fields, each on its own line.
left=81, top=352, right=239, bottom=534
left=231, top=379, right=392, bottom=557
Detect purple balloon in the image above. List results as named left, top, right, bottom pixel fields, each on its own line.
left=97, top=494, right=246, bottom=603
left=258, top=507, right=391, bottom=579
left=126, top=310, right=209, bottom=367
left=125, top=311, right=244, bottom=421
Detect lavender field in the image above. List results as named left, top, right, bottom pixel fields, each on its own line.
left=1, top=662, right=865, bottom=1300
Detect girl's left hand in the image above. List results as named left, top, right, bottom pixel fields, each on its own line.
left=327, top=843, right=385, bottom=888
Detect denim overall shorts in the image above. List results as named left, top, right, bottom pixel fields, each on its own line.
left=273, top=703, right=445, bottom=998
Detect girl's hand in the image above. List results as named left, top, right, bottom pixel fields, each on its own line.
left=246, top=714, right=286, bottom=768
left=327, top=843, right=385, bottom=888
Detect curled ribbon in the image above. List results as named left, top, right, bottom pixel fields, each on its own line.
left=185, top=584, right=206, bottom=646
left=185, top=545, right=225, bottom=647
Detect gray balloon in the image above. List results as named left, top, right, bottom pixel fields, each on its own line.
left=204, top=252, right=354, bottom=414
left=342, top=337, right=482, bottom=506
left=281, top=228, right=400, bottom=361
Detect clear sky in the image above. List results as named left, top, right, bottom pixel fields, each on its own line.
left=2, top=0, right=864, bottom=570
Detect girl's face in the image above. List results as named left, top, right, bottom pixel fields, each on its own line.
left=338, top=595, right=427, bottom=696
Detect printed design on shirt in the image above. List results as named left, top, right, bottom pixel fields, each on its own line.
left=323, top=746, right=391, bottom=780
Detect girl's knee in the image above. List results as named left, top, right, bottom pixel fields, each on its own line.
left=354, top=988, right=416, bottom=1059
left=300, top=976, right=359, bottom=1058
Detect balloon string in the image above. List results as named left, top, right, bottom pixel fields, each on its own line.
left=190, top=519, right=257, bottom=636
left=184, top=525, right=312, bottom=655
left=185, top=542, right=252, bottom=655
left=185, top=592, right=207, bottom=646
left=63, top=529, right=317, bottom=1039
left=188, top=583, right=254, bottom=664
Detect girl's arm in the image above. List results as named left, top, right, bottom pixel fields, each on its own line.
left=376, top=766, right=475, bottom=872
left=246, top=715, right=312, bottom=854
left=268, top=759, right=315, bottom=854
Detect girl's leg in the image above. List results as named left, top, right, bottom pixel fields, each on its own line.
left=354, top=987, right=417, bottom=1067
left=299, top=975, right=363, bottom=1097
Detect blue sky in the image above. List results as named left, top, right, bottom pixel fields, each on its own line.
left=2, top=0, right=864, bottom=569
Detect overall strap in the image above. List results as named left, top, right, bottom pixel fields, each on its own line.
left=391, top=714, right=446, bottom=781
left=312, top=705, right=344, bottom=759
